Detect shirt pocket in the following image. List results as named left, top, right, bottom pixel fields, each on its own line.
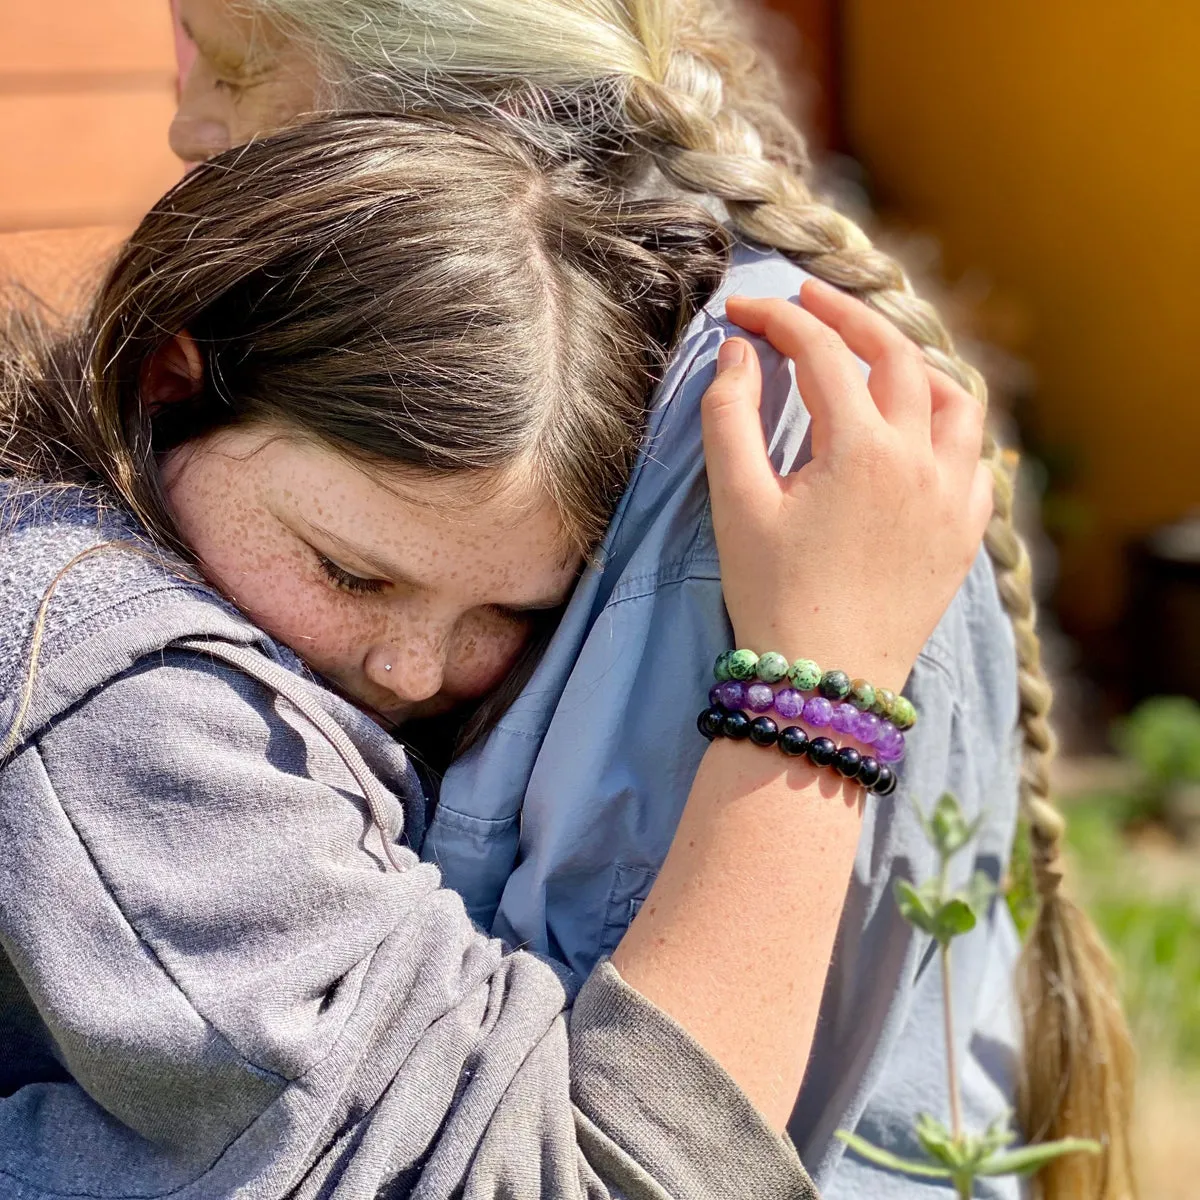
left=596, top=863, right=658, bottom=957
left=422, top=806, right=520, bottom=931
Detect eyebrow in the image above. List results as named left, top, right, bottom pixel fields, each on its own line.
left=302, top=519, right=570, bottom=612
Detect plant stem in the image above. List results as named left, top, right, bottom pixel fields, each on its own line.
left=941, top=941, right=964, bottom=1142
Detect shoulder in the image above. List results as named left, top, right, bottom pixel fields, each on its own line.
left=0, top=482, right=288, bottom=748
left=665, top=241, right=809, bottom=362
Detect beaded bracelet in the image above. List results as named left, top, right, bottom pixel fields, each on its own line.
left=713, top=648, right=917, bottom=731
left=697, top=704, right=898, bottom=797
left=708, top=681, right=907, bottom=763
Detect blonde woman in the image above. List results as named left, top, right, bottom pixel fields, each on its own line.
left=165, top=5, right=1135, bottom=1197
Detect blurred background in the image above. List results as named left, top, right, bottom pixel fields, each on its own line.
left=2, top=2, right=1198, bottom=1193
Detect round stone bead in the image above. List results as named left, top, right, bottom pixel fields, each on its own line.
left=830, top=702, right=859, bottom=735
left=834, top=745, right=862, bottom=777
left=727, top=649, right=759, bottom=681
left=801, top=696, right=834, bottom=727
left=745, top=683, right=775, bottom=713
left=713, top=650, right=735, bottom=682
left=872, top=687, right=897, bottom=720
left=891, top=695, right=917, bottom=731
left=818, top=669, right=852, bottom=701
left=709, top=684, right=723, bottom=707
left=787, top=658, right=822, bottom=691
left=806, top=736, right=837, bottom=767
left=872, top=765, right=898, bottom=796
left=851, top=710, right=882, bottom=745
left=875, top=722, right=906, bottom=763
left=755, top=651, right=790, bottom=684
left=721, top=709, right=752, bottom=740
left=697, top=706, right=725, bottom=740
left=856, top=756, right=882, bottom=788
left=749, top=716, right=780, bottom=746
left=848, top=678, right=876, bottom=712
left=773, top=687, right=805, bottom=720
left=778, top=726, right=809, bottom=757
left=716, top=680, right=748, bottom=710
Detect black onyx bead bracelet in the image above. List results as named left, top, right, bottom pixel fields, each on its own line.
left=697, top=705, right=898, bottom=797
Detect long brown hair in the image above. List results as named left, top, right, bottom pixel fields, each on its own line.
left=1, top=113, right=728, bottom=754
left=248, top=1, right=1137, bottom=1192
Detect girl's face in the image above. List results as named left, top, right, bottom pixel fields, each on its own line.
left=170, top=0, right=319, bottom=165
left=162, top=426, right=579, bottom=728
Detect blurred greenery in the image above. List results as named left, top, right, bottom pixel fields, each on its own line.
left=1111, top=697, right=1200, bottom=829
left=1065, top=789, right=1200, bottom=1068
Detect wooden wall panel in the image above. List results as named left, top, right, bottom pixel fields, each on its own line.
left=0, top=0, right=178, bottom=294
left=0, top=1, right=174, bottom=75
left=0, top=90, right=180, bottom=232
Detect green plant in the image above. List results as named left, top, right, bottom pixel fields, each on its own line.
left=1113, top=696, right=1200, bottom=828
left=1065, top=788, right=1200, bottom=1067
left=837, top=793, right=1099, bottom=1199
left=1115, top=697, right=1200, bottom=784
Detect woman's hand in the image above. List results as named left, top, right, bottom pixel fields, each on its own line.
left=702, top=279, right=993, bottom=693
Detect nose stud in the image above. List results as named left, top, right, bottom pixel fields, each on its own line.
left=384, top=663, right=393, bottom=672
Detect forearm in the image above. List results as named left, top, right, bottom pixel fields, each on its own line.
left=611, top=736, right=863, bottom=1130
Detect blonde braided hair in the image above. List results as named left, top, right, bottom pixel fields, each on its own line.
left=618, top=6, right=1135, bottom=1194
left=254, top=0, right=1136, bottom=1191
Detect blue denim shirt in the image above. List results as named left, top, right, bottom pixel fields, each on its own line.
left=424, top=244, right=1025, bottom=1197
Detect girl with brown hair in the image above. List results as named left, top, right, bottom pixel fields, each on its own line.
left=165, top=5, right=1135, bottom=1197
left=0, top=112, right=988, bottom=1195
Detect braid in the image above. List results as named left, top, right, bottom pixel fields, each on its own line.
left=625, top=9, right=1135, bottom=1195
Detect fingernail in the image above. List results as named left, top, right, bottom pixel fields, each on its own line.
left=717, top=338, right=745, bottom=373
left=799, top=277, right=833, bottom=305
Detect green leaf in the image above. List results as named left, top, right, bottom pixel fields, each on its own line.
left=932, top=897, right=977, bottom=945
left=977, top=1114, right=1018, bottom=1157
left=966, top=871, right=997, bottom=920
left=1005, top=815, right=1039, bottom=940
left=975, top=1138, right=1101, bottom=1177
left=894, top=879, right=937, bottom=935
left=834, top=1131, right=953, bottom=1179
left=913, top=1113, right=962, bottom=1167
left=926, top=792, right=985, bottom=861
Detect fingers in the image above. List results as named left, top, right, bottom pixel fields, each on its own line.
left=929, top=365, right=985, bottom=477
left=968, top=460, right=995, bottom=539
left=798, top=278, right=931, bottom=436
left=724, top=294, right=877, bottom=449
left=700, top=336, right=778, bottom=519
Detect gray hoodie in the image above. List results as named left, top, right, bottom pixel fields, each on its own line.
left=0, top=483, right=816, bottom=1200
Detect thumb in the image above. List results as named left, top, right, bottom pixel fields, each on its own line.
left=701, top=336, right=777, bottom=524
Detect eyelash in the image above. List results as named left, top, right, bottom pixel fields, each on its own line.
left=315, top=552, right=538, bottom=623
left=486, top=603, right=530, bottom=627
left=315, top=553, right=387, bottom=595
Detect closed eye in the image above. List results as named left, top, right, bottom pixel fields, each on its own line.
left=315, top=553, right=388, bottom=595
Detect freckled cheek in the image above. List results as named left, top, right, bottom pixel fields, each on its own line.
left=443, top=614, right=531, bottom=701
left=195, top=531, right=368, bottom=671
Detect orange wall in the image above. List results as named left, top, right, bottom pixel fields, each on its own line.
left=0, top=2, right=179, bottom=302
left=843, top=2, right=1200, bottom=635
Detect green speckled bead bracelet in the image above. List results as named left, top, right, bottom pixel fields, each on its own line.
left=712, top=648, right=920, bottom=731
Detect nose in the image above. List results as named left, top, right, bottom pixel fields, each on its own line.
left=364, top=642, right=445, bottom=706
left=168, top=113, right=231, bottom=165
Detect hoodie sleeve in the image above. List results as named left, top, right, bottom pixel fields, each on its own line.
left=0, top=646, right=815, bottom=1200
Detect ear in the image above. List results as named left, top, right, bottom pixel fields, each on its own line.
left=141, top=332, right=204, bottom=412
